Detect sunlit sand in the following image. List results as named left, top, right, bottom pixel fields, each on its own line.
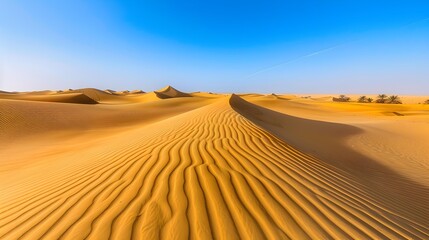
left=1, top=87, right=428, bottom=239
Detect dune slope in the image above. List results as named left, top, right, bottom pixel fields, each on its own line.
left=0, top=92, right=98, bottom=104
left=0, top=95, right=428, bottom=239
left=155, top=86, right=191, bottom=99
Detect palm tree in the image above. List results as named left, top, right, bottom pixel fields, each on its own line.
left=367, top=98, right=373, bottom=103
left=376, top=94, right=388, bottom=103
left=388, top=95, right=401, bottom=104
left=358, top=96, right=367, bottom=103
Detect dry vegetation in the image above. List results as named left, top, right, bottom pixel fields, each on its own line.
left=334, top=94, right=402, bottom=104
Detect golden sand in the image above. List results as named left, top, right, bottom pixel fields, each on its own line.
left=1, top=88, right=428, bottom=239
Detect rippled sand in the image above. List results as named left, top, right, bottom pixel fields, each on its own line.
left=1, top=87, right=429, bottom=239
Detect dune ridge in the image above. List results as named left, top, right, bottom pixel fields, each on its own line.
left=66, top=88, right=121, bottom=103
left=1, top=95, right=428, bottom=239
left=0, top=86, right=195, bottom=104
left=155, top=86, right=191, bottom=99
left=0, top=92, right=98, bottom=104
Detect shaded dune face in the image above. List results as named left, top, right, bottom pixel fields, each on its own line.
left=0, top=96, right=428, bottom=239
left=154, top=86, right=192, bottom=99
left=0, top=93, right=98, bottom=104
left=0, top=86, right=196, bottom=106
left=67, top=88, right=113, bottom=102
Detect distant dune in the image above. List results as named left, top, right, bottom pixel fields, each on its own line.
left=155, top=85, right=192, bottom=98
left=67, top=88, right=120, bottom=103
left=1, top=88, right=428, bottom=239
left=129, top=90, right=145, bottom=94
left=0, top=92, right=98, bottom=104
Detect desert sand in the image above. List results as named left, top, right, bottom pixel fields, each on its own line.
left=1, top=87, right=429, bottom=239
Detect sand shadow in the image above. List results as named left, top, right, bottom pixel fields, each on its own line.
left=229, top=94, right=429, bottom=226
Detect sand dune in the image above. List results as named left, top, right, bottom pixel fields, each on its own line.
left=0, top=87, right=193, bottom=105
left=190, top=92, right=226, bottom=98
left=0, top=97, right=213, bottom=145
left=104, top=89, right=117, bottom=95
left=129, top=90, right=145, bottom=94
left=155, top=86, right=192, bottom=98
left=0, top=92, right=98, bottom=104
left=1, top=91, right=428, bottom=239
left=67, top=88, right=124, bottom=103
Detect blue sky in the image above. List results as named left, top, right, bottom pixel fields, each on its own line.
left=1, top=0, right=428, bottom=94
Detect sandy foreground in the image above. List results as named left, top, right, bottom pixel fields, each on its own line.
left=1, top=86, right=429, bottom=239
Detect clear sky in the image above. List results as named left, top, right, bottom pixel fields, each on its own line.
left=1, top=0, right=428, bottom=94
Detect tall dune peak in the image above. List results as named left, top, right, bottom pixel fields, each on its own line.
left=155, top=85, right=191, bottom=98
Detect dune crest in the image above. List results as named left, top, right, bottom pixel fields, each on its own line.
left=67, top=88, right=118, bottom=103
left=129, top=90, right=145, bottom=94
left=155, top=85, right=191, bottom=98
left=0, top=92, right=98, bottom=104
left=1, top=94, right=428, bottom=239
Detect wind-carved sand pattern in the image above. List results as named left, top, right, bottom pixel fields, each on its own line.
left=1, top=92, right=429, bottom=239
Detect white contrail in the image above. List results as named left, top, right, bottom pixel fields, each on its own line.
left=245, top=16, right=429, bottom=79
left=245, top=43, right=348, bottom=79
left=403, top=17, right=429, bottom=27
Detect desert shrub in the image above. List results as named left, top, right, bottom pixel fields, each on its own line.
left=358, top=96, right=367, bottom=103
left=333, top=95, right=350, bottom=102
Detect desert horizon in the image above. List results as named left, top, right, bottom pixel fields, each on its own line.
left=2, top=1, right=429, bottom=239
left=1, top=86, right=429, bottom=239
